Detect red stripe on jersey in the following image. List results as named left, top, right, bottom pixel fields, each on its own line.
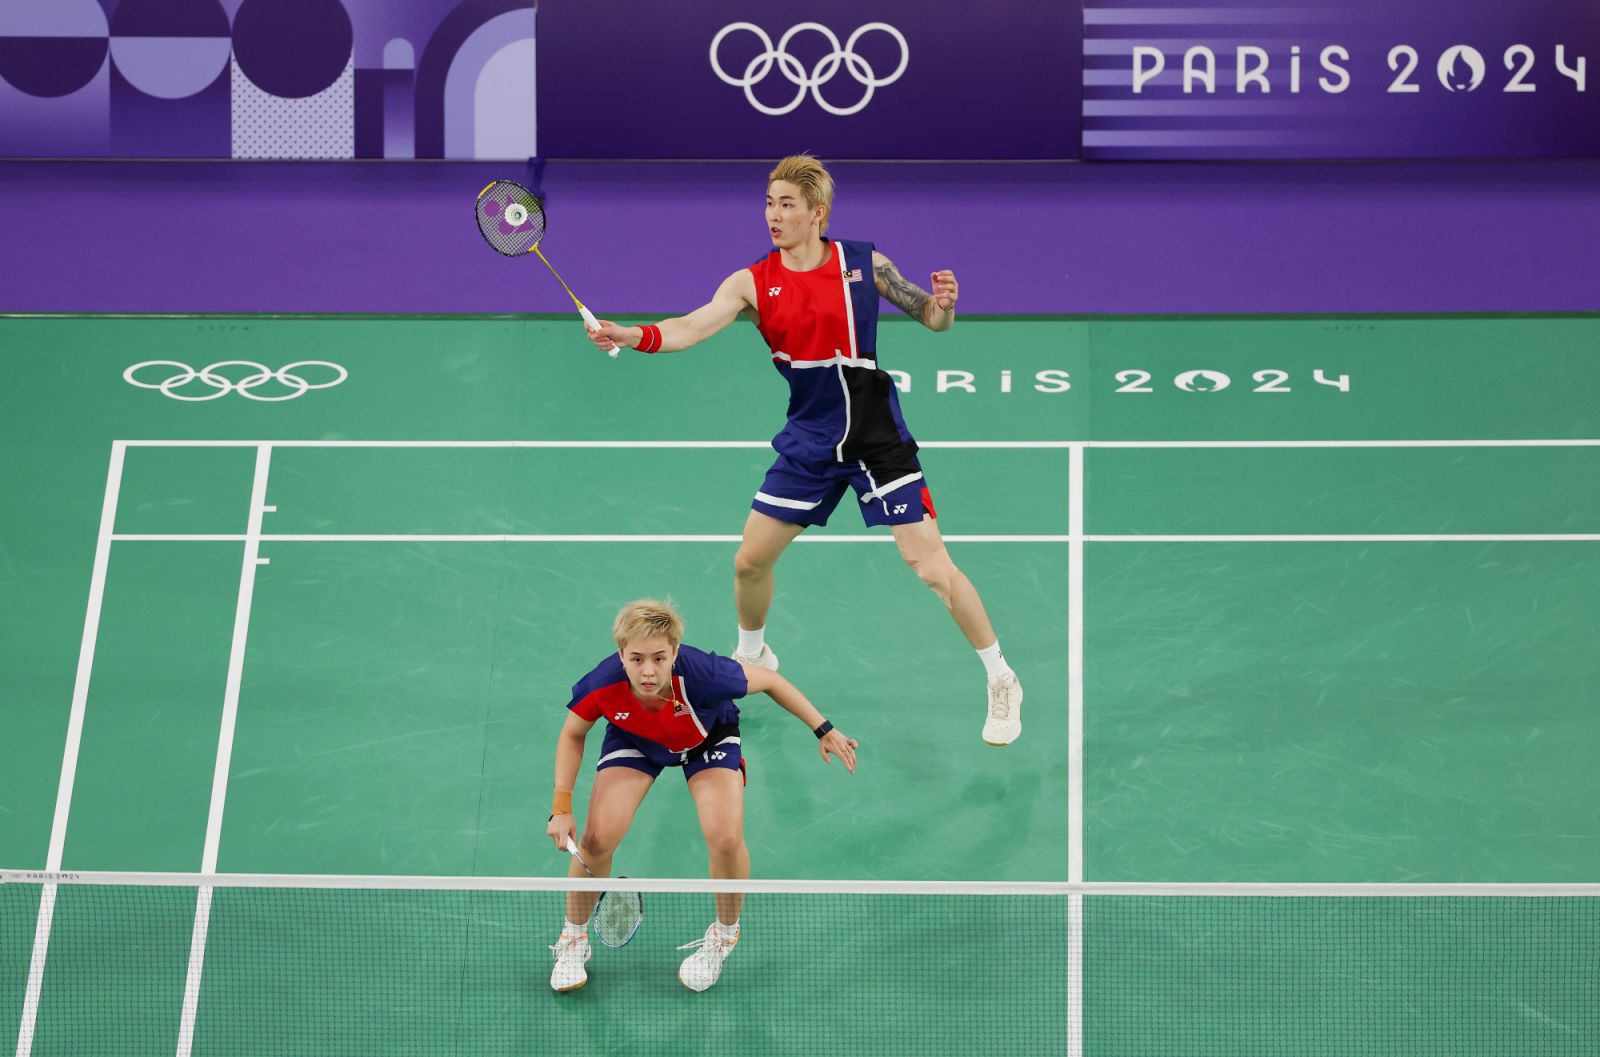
left=751, top=246, right=857, bottom=364
left=571, top=676, right=708, bottom=752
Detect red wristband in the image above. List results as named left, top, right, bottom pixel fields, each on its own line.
left=635, top=324, right=662, bottom=354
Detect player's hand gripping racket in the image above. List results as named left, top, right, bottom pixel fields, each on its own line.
left=475, top=180, right=616, bottom=358
left=565, top=836, right=644, bottom=948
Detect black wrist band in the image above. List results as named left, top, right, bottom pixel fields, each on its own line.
left=813, top=720, right=834, bottom=739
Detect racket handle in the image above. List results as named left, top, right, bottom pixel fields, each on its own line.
left=577, top=306, right=619, bottom=359
left=565, top=836, right=580, bottom=856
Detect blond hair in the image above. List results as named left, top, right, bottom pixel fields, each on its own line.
left=768, top=154, right=834, bottom=236
left=612, top=598, right=684, bottom=650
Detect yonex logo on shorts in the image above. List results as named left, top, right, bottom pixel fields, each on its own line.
left=709, top=22, right=910, bottom=117
left=124, top=360, right=348, bottom=402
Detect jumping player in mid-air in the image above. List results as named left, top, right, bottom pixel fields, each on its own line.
left=587, top=154, right=1022, bottom=745
left=545, top=598, right=857, bottom=994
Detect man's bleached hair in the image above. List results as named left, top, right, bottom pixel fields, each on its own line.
left=613, top=598, right=685, bottom=650
left=768, top=154, right=834, bottom=235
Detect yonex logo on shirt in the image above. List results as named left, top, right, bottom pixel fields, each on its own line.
left=768, top=287, right=782, bottom=296
left=615, top=712, right=630, bottom=720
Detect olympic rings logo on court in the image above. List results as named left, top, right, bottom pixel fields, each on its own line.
left=709, top=22, right=909, bottom=117
left=123, top=360, right=348, bottom=402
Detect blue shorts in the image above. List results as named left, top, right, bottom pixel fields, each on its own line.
left=752, top=444, right=937, bottom=528
left=595, top=721, right=745, bottom=782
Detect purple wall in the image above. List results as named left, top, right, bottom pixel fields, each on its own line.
left=1, top=159, right=1596, bottom=314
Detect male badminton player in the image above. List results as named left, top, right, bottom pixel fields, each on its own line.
left=545, top=598, right=857, bottom=993
left=586, top=155, right=1022, bottom=746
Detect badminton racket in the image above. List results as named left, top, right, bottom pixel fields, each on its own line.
left=565, top=836, right=643, bottom=948
left=476, top=180, right=616, bottom=358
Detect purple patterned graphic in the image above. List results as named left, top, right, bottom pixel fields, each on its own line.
left=0, top=0, right=535, bottom=158
left=0, top=0, right=108, bottom=98
left=233, top=0, right=353, bottom=98
left=1082, top=0, right=1600, bottom=159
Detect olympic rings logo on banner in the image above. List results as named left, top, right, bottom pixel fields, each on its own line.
left=123, top=360, right=348, bottom=402
left=709, top=22, right=910, bottom=117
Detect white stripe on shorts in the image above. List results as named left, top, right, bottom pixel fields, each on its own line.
left=598, top=748, right=647, bottom=766
left=754, top=490, right=823, bottom=511
left=859, top=471, right=924, bottom=504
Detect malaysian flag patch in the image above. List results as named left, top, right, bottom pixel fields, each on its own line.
left=843, top=268, right=863, bottom=283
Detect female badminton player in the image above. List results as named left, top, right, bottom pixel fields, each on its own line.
left=545, top=598, right=857, bottom=993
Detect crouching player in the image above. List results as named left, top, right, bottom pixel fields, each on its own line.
left=545, top=599, right=858, bottom=993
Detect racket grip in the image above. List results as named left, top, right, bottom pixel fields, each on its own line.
left=577, top=306, right=619, bottom=359
left=565, top=836, right=580, bottom=856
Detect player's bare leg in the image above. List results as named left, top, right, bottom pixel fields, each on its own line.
left=731, top=510, right=805, bottom=670
left=552, top=766, right=654, bottom=991
left=565, top=766, right=654, bottom=923
left=891, top=516, right=1023, bottom=745
left=680, top=768, right=748, bottom=991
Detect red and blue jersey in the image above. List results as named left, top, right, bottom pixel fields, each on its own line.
left=567, top=645, right=748, bottom=765
left=749, top=238, right=916, bottom=464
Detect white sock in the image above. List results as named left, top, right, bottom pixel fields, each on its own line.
left=563, top=919, right=588, bottom=937
left=977, top=641, right=1012, bottom=680
left=736, top=627, right=765, bottom=657
left=716, top=919, right=740, bottom=941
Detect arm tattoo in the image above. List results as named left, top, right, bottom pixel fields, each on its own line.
left=874, top=257, right=932, bottom=321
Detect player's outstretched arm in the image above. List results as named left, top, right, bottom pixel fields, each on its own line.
left=740, top=664, right=859, bottom=774
left=546, top=711, right=595, bottom=848
left=872, top=251, right=958, bottom=333
left=588, top=269, right=758, bottom=355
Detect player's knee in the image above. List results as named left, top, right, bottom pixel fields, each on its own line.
left=579, top=828, right=621, bottom=860
left=733, top=545, right=773, bottom=580
left=703, top=828, right=745, bottom=861
left=906, top=550, right=956, bottom=602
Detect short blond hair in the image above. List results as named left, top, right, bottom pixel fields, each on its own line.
left=612, top=598, right=684, bottom=650
left=768, top=154, right=834, bottom=236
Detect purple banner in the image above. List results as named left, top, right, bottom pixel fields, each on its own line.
left=1083, top=0, right=1600, bottom=159
left=0, top=0, right=535, bottom=159
left=536, top=0, right=1081, bottom=160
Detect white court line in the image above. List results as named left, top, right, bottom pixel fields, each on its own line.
left=113, top=438, right=1600, bottom=450
left=1067, top=443, right=1085, bottom=1057
left=1088, top=534, right=1600, bottom=543
left=175, top=445, right=273, bottom=1057
left=105, top=533, right=1600, bottom=544
left=115, top=439, right=1081, bottom=449
left=15, top=443, right=127, bottom=1057
left=109, top=533, right=1073, bottom=544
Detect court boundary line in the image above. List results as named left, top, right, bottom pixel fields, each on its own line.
left=174, top=445, right=273, bottom=1057
left=1066, top=444, right=1085, bottom=1057
left=113, top=438, right=1600, bottom=449
left=104, top=532, right=1600, bottom=543
left=14, top=442, right=126, bottom=1057
left=107, top=533, right=1073, bottom=543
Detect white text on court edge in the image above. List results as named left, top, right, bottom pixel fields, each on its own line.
left=1129, top=44, right=1587, bottom=95
left=886, top=370, right=1351, bottom=394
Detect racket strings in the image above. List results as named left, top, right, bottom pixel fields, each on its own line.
left=475, top=180, right=547, bottom=256
left=594, top=890, right=644, bottom=948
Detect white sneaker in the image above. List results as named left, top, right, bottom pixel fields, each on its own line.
left=549, top=931, right=592, bottom=992
left=731, top=643, right=780, bottom=671
left=677, top=921, right=738, bottom=992
left=982, top=672, right=1023, bottom=746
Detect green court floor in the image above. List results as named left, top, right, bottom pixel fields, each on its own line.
left=3, top=313, right=1599, bottom=1055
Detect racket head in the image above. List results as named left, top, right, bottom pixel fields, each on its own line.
left=476, top=180, right=547, bottom=256
left=593, top=887, right=644, bottom=948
